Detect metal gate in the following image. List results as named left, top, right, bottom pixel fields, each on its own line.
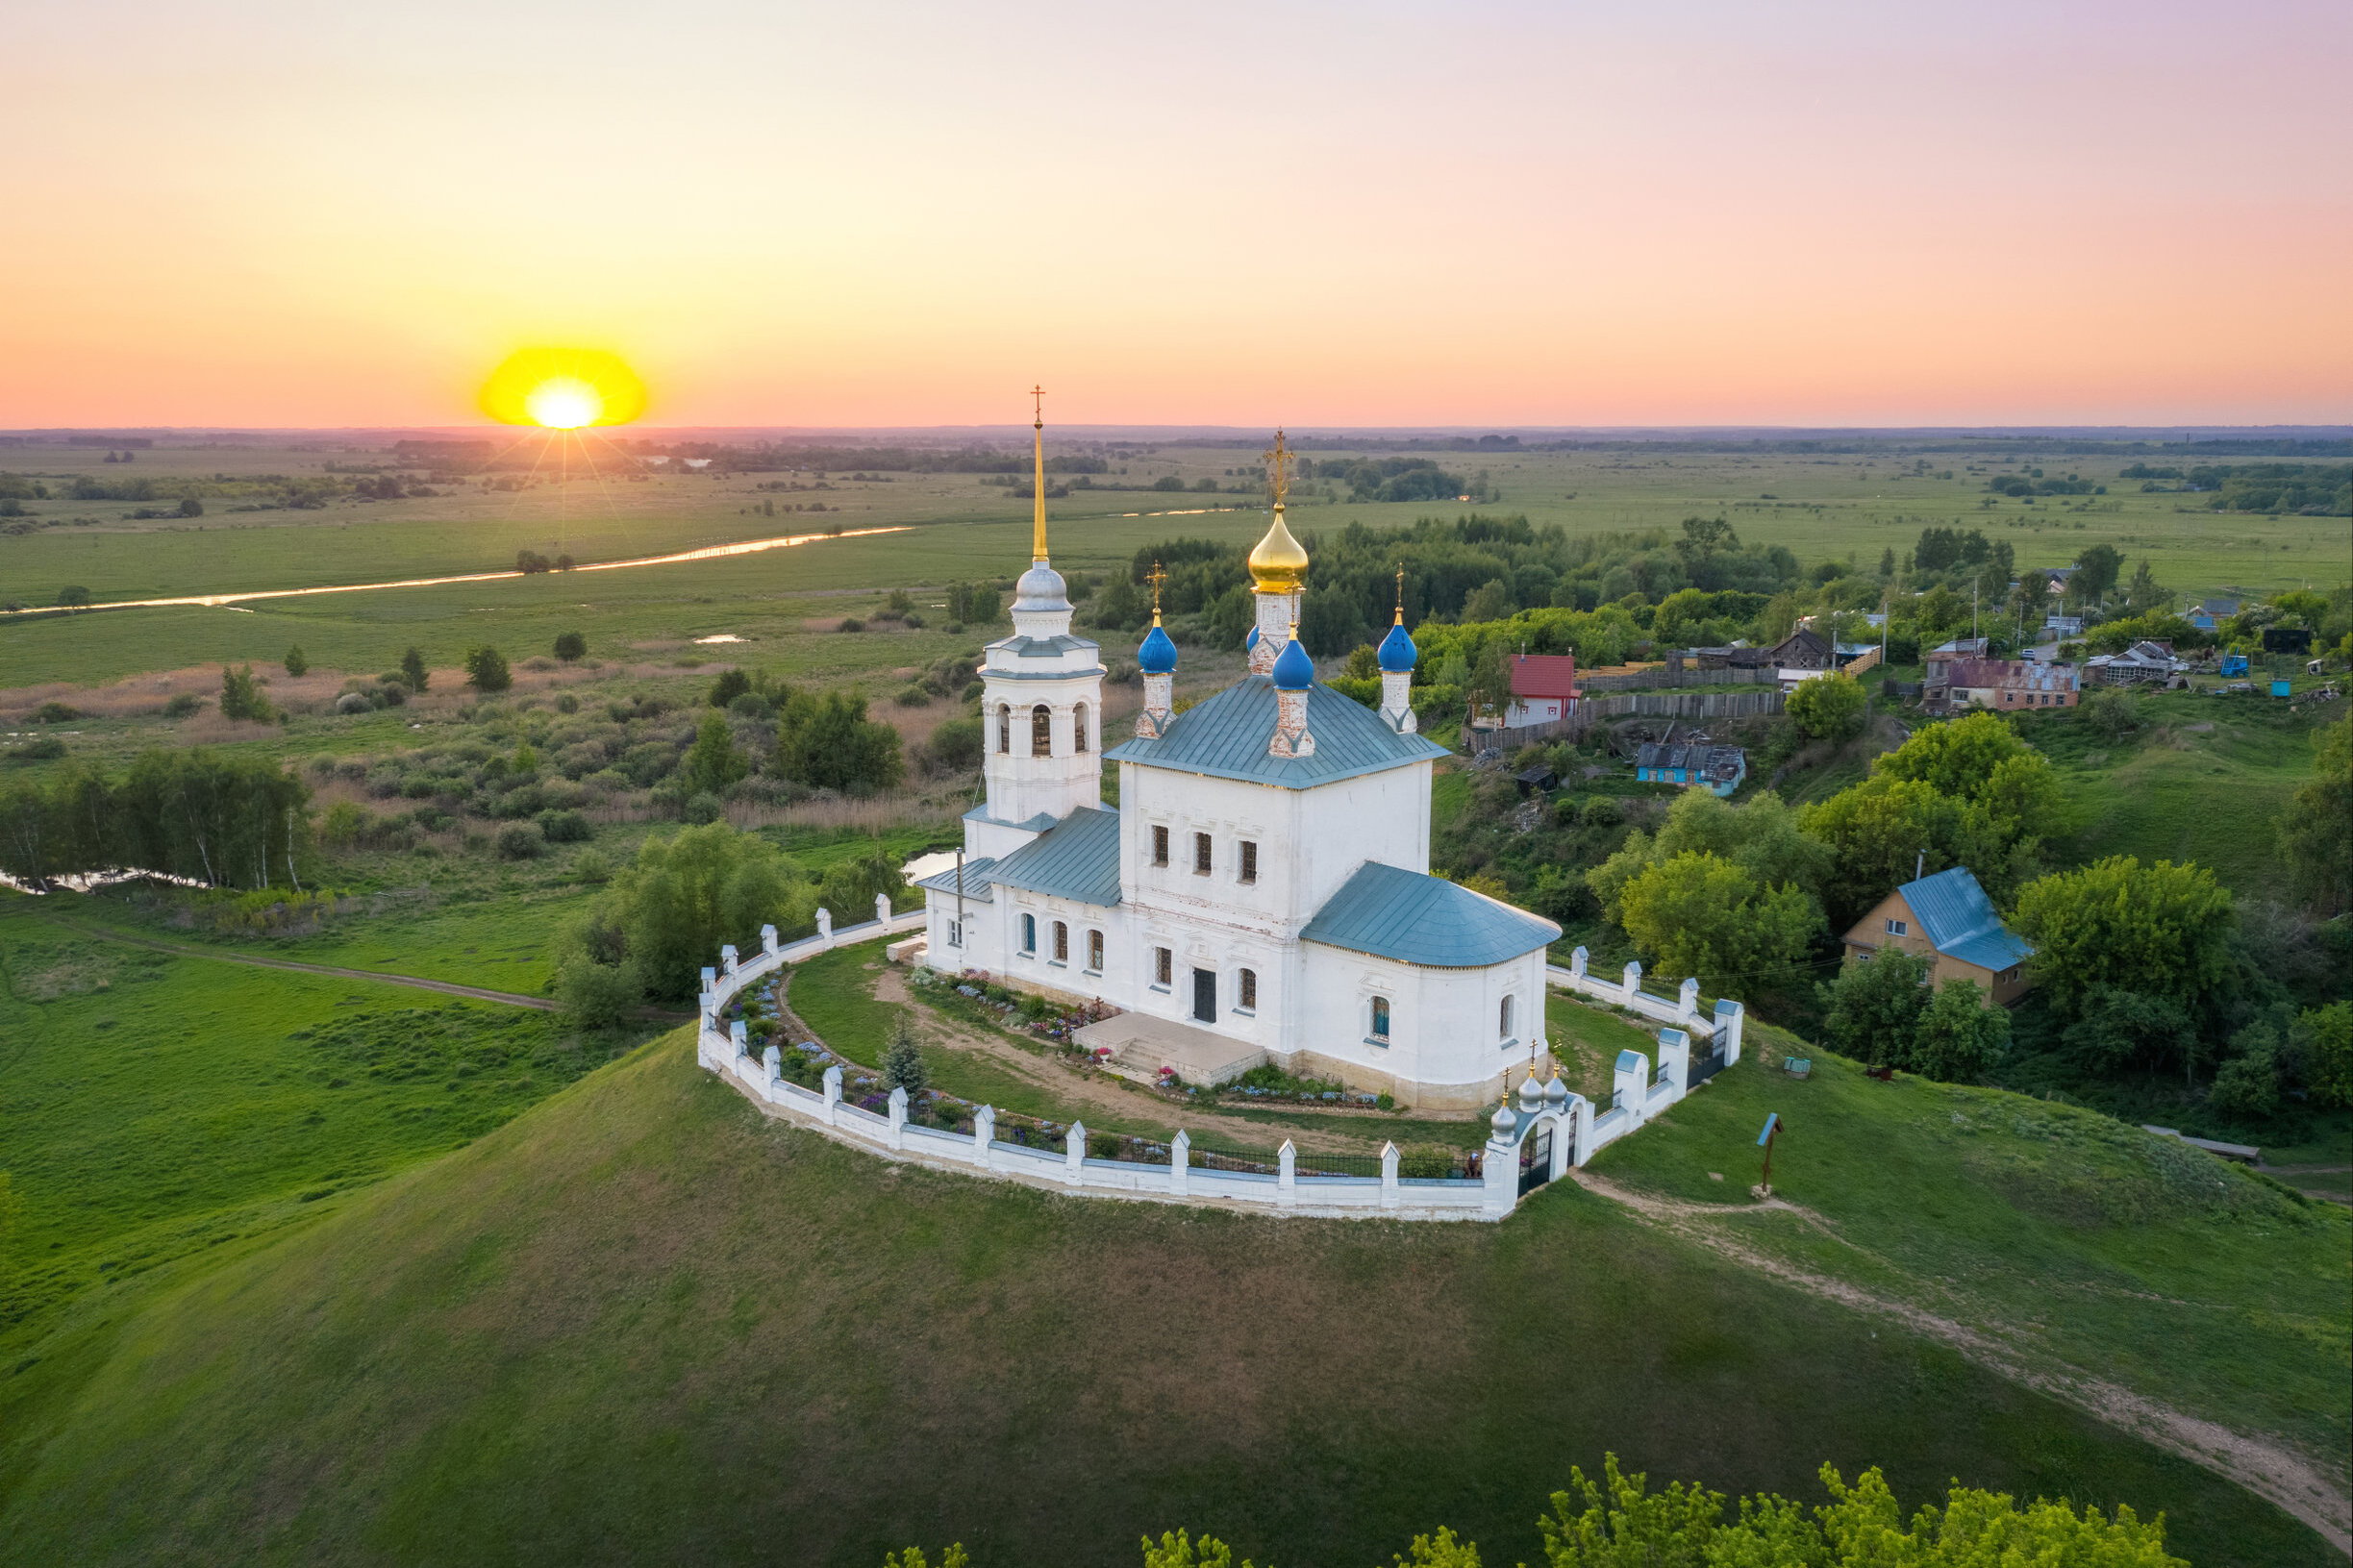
left=1517, top=1122, right=1554, bottom=1196
left=1689, top=1044, right=1728, bottom=1084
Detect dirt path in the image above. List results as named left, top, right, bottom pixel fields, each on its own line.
left=863, top=966, right=1414, bottom=1156
left=61, top=921, right=689, bottom=1020
left=1569, top=1169, right=2353, bottom=1555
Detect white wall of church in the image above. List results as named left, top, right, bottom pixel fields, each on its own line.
left=1290, top=946, right=1549, bottom=1109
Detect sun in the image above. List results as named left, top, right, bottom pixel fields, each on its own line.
left=524, top=377, right=602, bottom=429
left=479, top=347, right=647, bottom=428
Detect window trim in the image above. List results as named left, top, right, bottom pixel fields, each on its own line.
left=1053, top=920, right=1068, bottom=962
left=1193, top=831, right=1213, bottom=876
left=1367, top=994, right=1391, bottom=1046
left=1886, top=917, right=1908, bottom=935
left=1087, top=929, right=1104, bottom=973
left=1019, top=912, right=1037, bottom=954
left=1151, top=825, right=1169, bottom=867
left=1239, top=839, right=1257, bottom=884
left=1152, top=946, right=1172, bottom=989
left=1237, top=966, right=1258, bottom=1013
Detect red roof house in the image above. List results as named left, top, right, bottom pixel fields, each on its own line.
left=1503, top=654, right=1580, bottom=727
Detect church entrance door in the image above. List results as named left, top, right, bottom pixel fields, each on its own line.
left=1517, top=1122, right=1554, bottom=1197
left=1191, top=968, right=1216, bottom=1023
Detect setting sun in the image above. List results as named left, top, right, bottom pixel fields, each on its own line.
left=478, top=347, right=647, bottom=428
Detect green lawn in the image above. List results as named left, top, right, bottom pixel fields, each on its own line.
left=1590, top=1029, right=2352, bottom=1493
left=0, top=1029, right=2331, bottom=1568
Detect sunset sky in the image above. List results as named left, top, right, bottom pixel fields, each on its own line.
left=5, top=0, right=2348, bottom=429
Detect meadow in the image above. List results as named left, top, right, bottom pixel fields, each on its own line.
left=0, top=1025, right=2336, bottom=1568
left=4, top=435, right=2344, bottom=691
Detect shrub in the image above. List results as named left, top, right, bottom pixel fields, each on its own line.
left=219, top=664, right=274, bottom=723
left=493, top=821, right=546, bottom=859
left=55, top=585, right=91, bottom=608
left=838, top=617, right=865, bottom=634
left=684, top=792, right=726, bottom=824
left=894, top=684, right=930, bottom=707
left=161, top=694, right=203, bottom=718
left=10, top=736, right=66, bottom=761
left=882, top=1014, right=930, bottom=1099
left=1785, top=669, right=1867, bottom=742
left=555, top=954, right=641, bottom=1027
left=2080, top=686, right=2139, bottom=738
left=335, top=692, right=372, bottom=715
left=283, top=644, right=308, bottom=677
left=538, top=808, right=593, bottom=842
left=464, top=645, right=513, bottom=694
left=400, top=647, right=429, bottom=691
left=924, top=717, right=985, bottom=774
left=709, top=668, right=752, bottom=709
left=555, top=691, right=580, bottom=714
left=30, top=702, right=80, bottom=724
left=553, top=631, right=587, bottom=662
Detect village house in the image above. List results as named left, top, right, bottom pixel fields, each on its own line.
left=2085, top=640, right=2181, bottom=685
left=1841, top=866, right=2035, bottom=1005
left=1929, top=657, right=2080, bottom=713
left=1634, top=725, right=1746, bottom=795
left=1501, top=653, right=1580, bottom=727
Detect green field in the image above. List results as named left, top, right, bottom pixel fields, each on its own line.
left=1, top=1026, right=2336, bottom=1568
left=5, top=436, right=2343, bottom=691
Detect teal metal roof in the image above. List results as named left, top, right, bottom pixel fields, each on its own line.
left=914, top=856, right=998, bottom=904
left=1302, top=860, right=1559, bottom=968
left=1105, top=675, right=1448, bottom=789
left=987, top=807, right=1123, bottom=908
left=1900, top=866, right=2033, bottom=973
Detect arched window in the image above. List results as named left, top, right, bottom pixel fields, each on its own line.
left=1074, top=702, right=1089, bottom=753
left=1370, top=996, right=1390, bottom=1042
left=1499, top=994, right=1515, bottom=1039
left=1031, top=704, right=1051, bottom=757
left=997, top=704, right=1011, bottom=755
left=1020, top=913, right=1037, bottom=954
left=1053, top=920, right=1068, bottom=961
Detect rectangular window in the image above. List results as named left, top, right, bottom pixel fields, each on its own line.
left=1088, top=930, right=1104, bottom=970
left=947, top=919, right=962, bottom=948
left=1239, top=840, right=1257, bottom=884
left=1194, top=832, right=1212, bottom=875
left=1155, top=947, right=1172, bottom=986
left=1239, top=968, right=1257, bottom=1010
left=1152, top=825, right=1168, bottom=866
left=1369, top=996, right=1390, bottom=1043
left=1021, top=913, right=1037, bottom=953
left=1886, top=918, right=1908, bottom=935
left=1053, top=921, right=1067, bottom=961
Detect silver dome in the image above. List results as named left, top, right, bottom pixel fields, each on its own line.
left=1014, top=561, right=1071, bottom=612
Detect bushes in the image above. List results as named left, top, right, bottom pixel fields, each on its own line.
left=219, top=664, right=275, bottom=723
left=1785, top=669, right=1867, bottom=742
left=561, top=821, right=815, bottom=1000
left=920, top=717, right=985, bottom=775
left=553, top=631, right=587, bottom=662
left=464, top=645, right=512, bottom=694
left=494, top=822, right=546, bottom=859
left=538, top=809, right=592, bottom=842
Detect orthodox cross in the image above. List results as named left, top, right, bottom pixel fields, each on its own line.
left=1395, top=565, right=1406, bottom=617
left=1147, top=559, right=1167, bottom=617
left=1263, top=428, right=1293, bottom=508
left=1031, top=384, right=1044, bottom=429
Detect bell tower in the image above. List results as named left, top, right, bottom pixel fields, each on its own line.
left=968, top=388, right=1105, bottom=860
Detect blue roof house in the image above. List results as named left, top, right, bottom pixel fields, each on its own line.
left=1840, top=866, right=2034, bottom=1004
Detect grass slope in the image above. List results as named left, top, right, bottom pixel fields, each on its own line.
left=0, top=1029, right=2333, bottom=1568
left=1588, top=1012, right=2351, bottom=1491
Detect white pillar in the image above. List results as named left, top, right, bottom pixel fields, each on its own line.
left=1170, top=1131, right=1190, bottom=1196
left=822, top=1063, right=843, bottom=1126
left=1138, top=671, right=1173, bottom=737
left=1482, top=1134, right=1516, bottom=1216
left=888, top=1084, right=908, bottom=1149
left=875, top=891, right=891, bottom=927
left=1379, top=669, right=1417, bottom=733
left=1277, top=1139, right=1297, bottom=1207
left=1613, top=1049, right=1649, bottom=1126
left=1549, top=1111, right=1573, bottom=1181
left=1621, top=959, right=1642, bottom=1005
left=1569, top=946, right=1589, bottom=982
left=762, top=923, right=779, bottom=955
left=1380, top=1141, right=1400, bottom=1209
left=1064, top=1121, right=1087, bottom=1185
left=1656, top=1029, right=1690, bottom=1098
left=1567, top=1094, right=1593, bottom=1168
left=1715, top=999, right=1744, bottom=1063
left=721, top=943, right=739, bottom=977
left=759, top=1039, right=777, bottom=1083
left=732, top=1019, right=750, bottom=1059
left=1678, top=977, right=1699, bottom=1027
left=816, top=908, right=833, bottom=944
left=974, top=1106, right=996, bottom=1168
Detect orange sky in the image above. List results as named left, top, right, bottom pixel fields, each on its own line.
left=4, top=0, right=2348, bottom=428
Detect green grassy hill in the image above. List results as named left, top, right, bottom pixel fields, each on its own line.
left=1, top=1029, right=2337, bottom=1568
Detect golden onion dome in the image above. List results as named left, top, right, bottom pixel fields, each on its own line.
left=1247, top=508, right=1309, bottom=593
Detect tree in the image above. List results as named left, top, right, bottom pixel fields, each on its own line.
left=772, top=691, right=905, bottom=793
left=2121, top=558, right=2165, bottom=612
left=283, top=644, right=308, bottom=677
left=576, top=822, right=814, bottom=999
left=2070, top=543, right=2123, bottom=606
left=2291, top=1002, right=2353, bottom=1108
left=219, top=664, right=274, bottom=723
left=882, top=1013, right=929, bottom=1099
left=463, top=645, right=512, bottom=694
left=1819, top=949, right=1934, bottom=1068
left=1615, top=851, right=1820, bottom=998
left=2278, top=716, right=2351, bottom=915
left=1910, top=976, right=2010, bottom=1081
left=56, top=585, right=91, bottom=608
left=683, top=711, right=750, bottom=795
left=2013, top=857, right=2237, bottom=1025
left=1799, top=778, right=1997, bottom=929
left=553, top=631, right=587, bottom=662
left=400, top=646, right=429, bottom=692
left=1871, top=710, right=2060, bottom=851
left=709, top=668, right=753, bottom=709
left=1785, top=670, right=1866, bottom=743
left=177, top=495, right=204, bottom=517
left=1462, top=579, right=1515, bottom=623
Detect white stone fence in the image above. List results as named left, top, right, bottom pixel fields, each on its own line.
left=1548, top=947, right=1744, bottom=1061
left=693, top=901, right=1735, bottom=1222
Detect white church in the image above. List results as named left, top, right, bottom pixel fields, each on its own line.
left=915, top=412, right=1558, bottom=1110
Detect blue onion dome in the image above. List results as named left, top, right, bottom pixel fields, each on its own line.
left=1272, top=633, right=1314, bottom=692
left=1244, top=624, right=1260, bottom=653
left=1138, top=620, right=1177, bottom=675
left=1377, top=618, right=1418, bottom=673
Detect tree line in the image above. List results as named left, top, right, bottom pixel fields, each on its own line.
left=0, top=751, right=312, bottom=890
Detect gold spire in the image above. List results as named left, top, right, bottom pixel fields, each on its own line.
left=1148, top=559, right=1166, bottom=626
left=1030, top=384, right=1048, bottom=564
left=1247, top=428, right=1309, bottom=593
left=1394, top=565, right=1406, bottom=624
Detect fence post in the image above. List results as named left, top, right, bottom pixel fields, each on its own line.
left=1715, top=999, right=1744, bottom=1064
left=888, top=1084, right=908, bottom=1150
left=816, top=908, right=833, bottom=945
left=1170, top=1131, right=1190, bottom=1196
left=759, top=1038, right=777, bottom=1080
left=875, top=892, right=891, bottom=927
left=1381, top=1141, right=1400, bottom=1209
left=1677, top=978, right=1699, bottom=1028
left=1614, top=1050, right=1649, bottom=1127
left=974, top=1106, right=996, bottom=1169
left=1568, top=1094, right=1592, bottom=1168
left=1549, top=1109, right=1573, bottom=1181
left=1569, top=946, right=1589, bottom=983
left=762, top=923, right=779, bottom=956
left=1277, top=1140, right=1296, bottom=1208
left=721, top=943, right=739, bottom=978
left=1064, top=1121, right=1087, bottom=1185
left=1482, top=1131, right=1516, bottom=1217
left=731, top=1019, right=750, bottom=1061
left=1620, top=960, right=1641, bottom=1007
left=822, top=1063, right=843, bottom=1126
